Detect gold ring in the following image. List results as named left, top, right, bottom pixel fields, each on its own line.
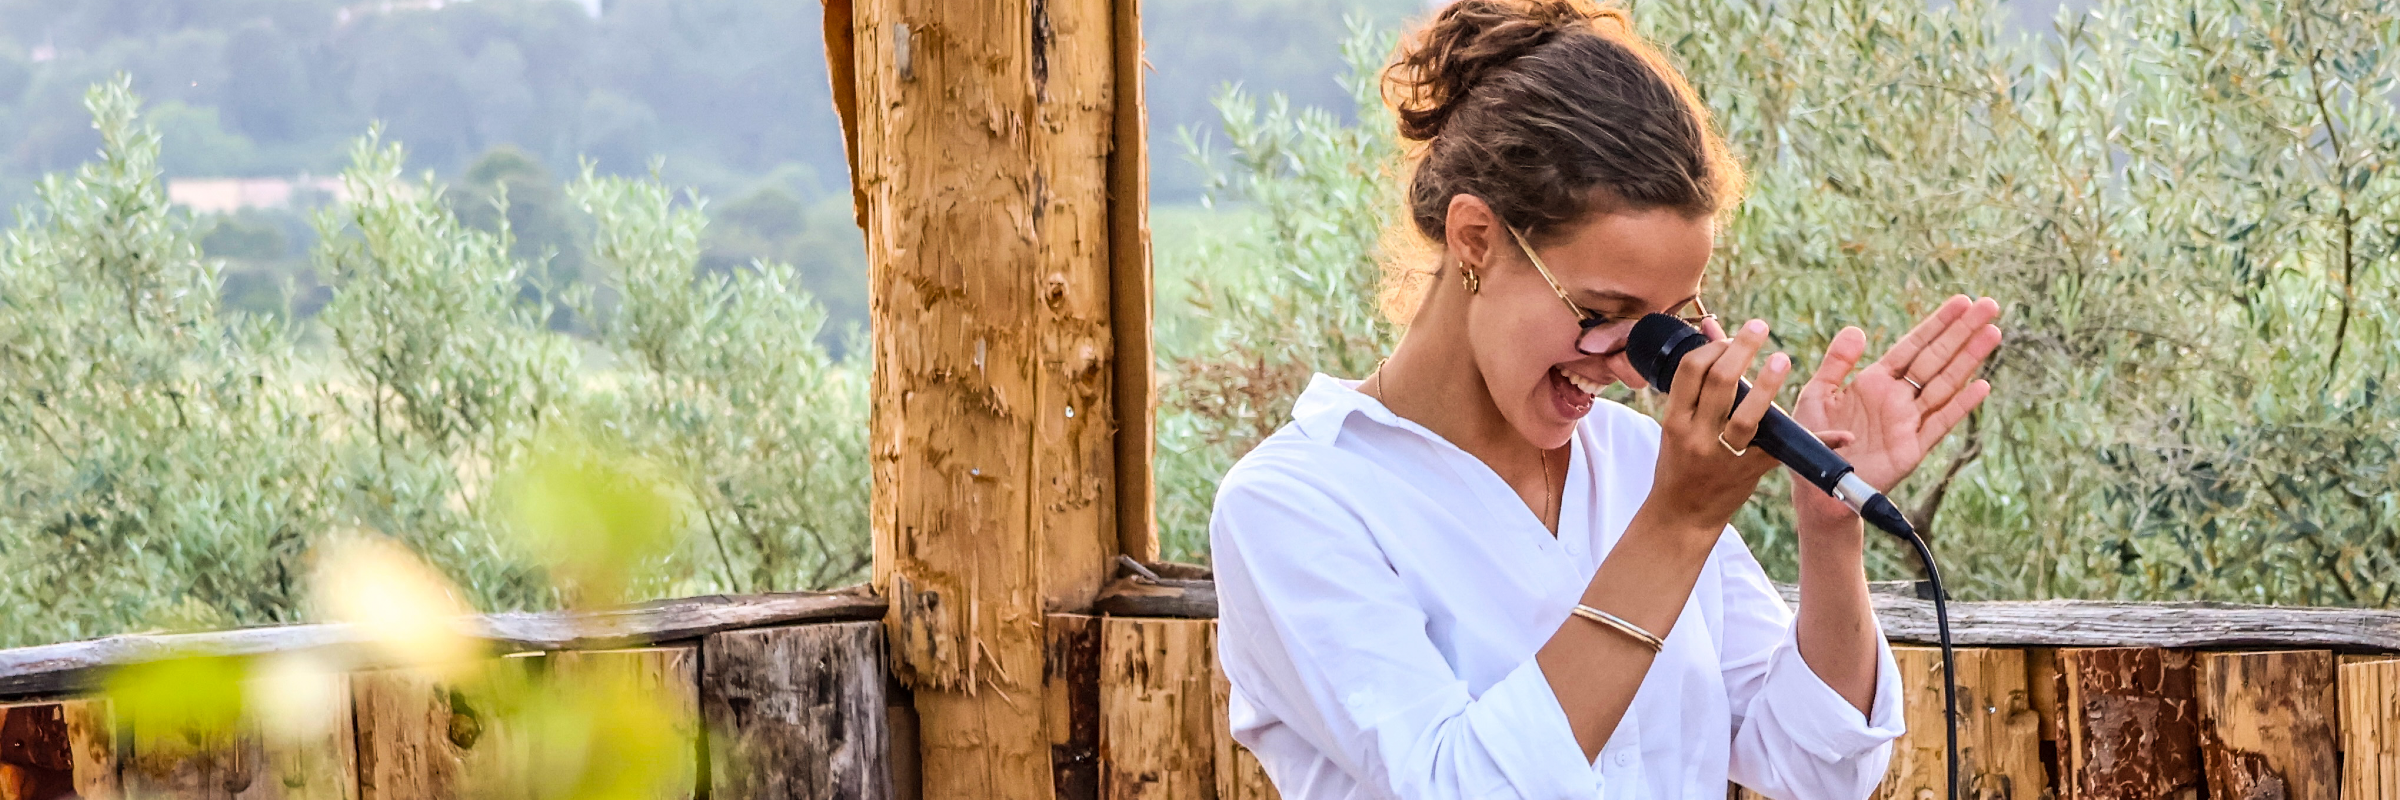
left=1718, top=432, right=1749, bottom=457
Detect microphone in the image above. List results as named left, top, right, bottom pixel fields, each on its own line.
left=1625, top=313, right=1965, bottom=800
left=1622, top=314, right=1915, bottom=538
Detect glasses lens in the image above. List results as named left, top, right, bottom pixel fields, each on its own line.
left=1576, top=323, right=1618, bottom=355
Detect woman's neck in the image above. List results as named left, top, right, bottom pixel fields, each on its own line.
left=1369, top=262, right=1553, bottom=472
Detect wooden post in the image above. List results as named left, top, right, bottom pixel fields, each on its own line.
left=2340, top=657, right=2400, bottom=799
left=2057, top=648, right=2203, bottom=800
left=2197, top=651, right=2337, bottom=800
left=702, top=622, right=892, bottom=800
left=1877, top=647, right=2044, bottom=800
left=1107, top=0, right=1156, bottom=564
left=353, top=660, right=537, bottom=800
left=1098, top=618, right=1215, bottom=799
left=126, top=677, right=356, bottom=800
left=546, top=647, right=701, bottom=800
left=0, top=700, right=117, bottom=800
left=1046, top=615, right=1104, bottom=800
left=832, top=0, right=1146, bottom=794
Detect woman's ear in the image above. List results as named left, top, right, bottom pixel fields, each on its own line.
left=1444, top=194, right=1499, bottom=274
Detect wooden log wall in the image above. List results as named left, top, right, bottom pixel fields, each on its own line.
left=2, top=590, right=2400, bottom=798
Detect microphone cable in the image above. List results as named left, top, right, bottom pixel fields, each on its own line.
left=1870, top=512, right=1957, bottom=800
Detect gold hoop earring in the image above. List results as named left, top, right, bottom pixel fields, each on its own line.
left=1461, top=268, right=1481, bottom=294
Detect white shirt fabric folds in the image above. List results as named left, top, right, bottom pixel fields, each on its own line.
left=1211, top=374, right=1904, bottom=800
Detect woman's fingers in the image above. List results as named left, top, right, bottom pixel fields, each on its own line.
left=1921, top=379, right=1992, bottom=444
left=1807, top=327, right=1867, bottom=392
left=1723, top=351, right=1791, bottom=451
left=1695, top=320, right=1770, bottom=427
left=1901, top=297, right=2002, bottom=394
left=1874, top=295, right=1970, bottom=375
left=1700, top=315, right=1730, bottom=342
left=1915, top=322, right=2004, bottom=411
left=1667, top=338, right=1728, bottom=424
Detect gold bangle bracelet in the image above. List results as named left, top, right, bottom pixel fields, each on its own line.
left=1570, top=604, right=1666, bottom=653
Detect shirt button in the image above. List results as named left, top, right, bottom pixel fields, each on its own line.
left=1611, top=750, right=1635, bottom=768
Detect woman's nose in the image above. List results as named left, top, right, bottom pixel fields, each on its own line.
left=1605, top=351, right=1649, bottom=391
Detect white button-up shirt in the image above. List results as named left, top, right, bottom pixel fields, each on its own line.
left=1211, top=375, right=1904, bottom=800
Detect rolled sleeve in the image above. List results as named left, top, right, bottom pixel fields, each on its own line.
left=1747, top=624, right=1905, bottom=763
left=1716, top=534, right=1904, bottom=800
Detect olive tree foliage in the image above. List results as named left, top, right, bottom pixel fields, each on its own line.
left=0, top=78, right=869, bottom=647
left=1157, top=0, right=2400, bottom=606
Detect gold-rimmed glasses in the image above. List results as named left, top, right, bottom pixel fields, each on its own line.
left=1506, top=224, right=1714, bottom=355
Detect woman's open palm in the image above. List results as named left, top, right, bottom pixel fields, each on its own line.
left=1789, top=296, right=2004, bottom=521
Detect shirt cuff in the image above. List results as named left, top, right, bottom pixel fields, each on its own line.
left=1757, top=623, right=1906, bottom=763
left=1464, top=657, right=1601, bottom=798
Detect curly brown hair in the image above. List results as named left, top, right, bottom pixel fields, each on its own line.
left=1378, top=0, right=1742, bottom=317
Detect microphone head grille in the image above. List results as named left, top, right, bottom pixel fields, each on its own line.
left=1625, top=313, right=1707, bottom=391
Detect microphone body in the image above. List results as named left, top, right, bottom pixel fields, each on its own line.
left=1623, top=314, right=1915, bottom=537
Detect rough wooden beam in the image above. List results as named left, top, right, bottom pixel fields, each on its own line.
left=0, top=700, right=117, bottom=800
left=822, top=0, right=864, bottom=229
left=2340, top=657, right=2400, bottom=799
left=1107, top=0, right=1155, bottom=564
left=1099, top=618, right=1215, bottom=799
left=850, top=0, right=1131, bottom=794
left=2197, top=651, right=2336, bottom=800
left=1046, top=615, right=1103, bottom=800
left=1878, top=647, right=2043, bottom=800
left=1100, top=578, right=2400, bottom=650
left=2058, top=648, right=2203, bottom=800
left=0, top=587, right=883, bottom=699
left=1093, top=576, right=1215, bottom=619
left=703, top=622, right=891, bottom=800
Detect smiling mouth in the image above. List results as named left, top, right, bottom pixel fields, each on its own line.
left=1560, top=369, right=1606, bottom=398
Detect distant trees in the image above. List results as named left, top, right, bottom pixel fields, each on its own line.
left=0, top=80, right=870, bottom=647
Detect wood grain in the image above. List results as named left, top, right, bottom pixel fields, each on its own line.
left=2057, top=648, right=2202, bottom=800
left=1099, top=618, right=1215, bottom=800
left=0, top=699, right=117, bottom=800
left=2197, top=651, right=2337, bottom=800
left=123, top=671, right=357, bottom=800
left=702, top=622, right=890, bottom=800
left=1046, top=615, right=1103, bottom=800
left=545, top=648, right=700, bottom=800
left=352, top=662, right=528, bottom=800
left=1878, top=647, right=2044, bottom=800
left=2340, top=657, right=2400, bottom=800
left=848, top=0, right=1131, bottom=795
left=0, top=588, right=883, bottom=699
left=1107, top=0, right=1155, bottom=564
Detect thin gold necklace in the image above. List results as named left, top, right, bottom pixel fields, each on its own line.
left=1375, top=360, right=1557, bottom=529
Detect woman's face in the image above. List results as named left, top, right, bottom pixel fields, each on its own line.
left=1456, top=202, right=1716, bottom=450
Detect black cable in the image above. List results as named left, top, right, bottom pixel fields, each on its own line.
left=1892, top=523, right=1958, bottom=800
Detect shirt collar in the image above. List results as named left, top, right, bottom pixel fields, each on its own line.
left=1291, top=372, right=1417, bottom=441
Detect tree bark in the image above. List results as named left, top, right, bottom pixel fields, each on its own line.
left=2198, top=651, right=2336, bottom=800
left=844, top=0, right=1140, bottom=796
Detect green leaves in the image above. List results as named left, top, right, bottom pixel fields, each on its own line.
left=0, top=81, right=870, bottom=648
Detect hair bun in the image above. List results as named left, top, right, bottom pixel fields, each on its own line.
left=1384, top=0, right=1618, bottom=142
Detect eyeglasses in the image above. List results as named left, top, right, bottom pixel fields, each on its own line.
left=1507, top=225, right=1714, bottom=356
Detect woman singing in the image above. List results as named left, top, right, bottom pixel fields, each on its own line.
left=1208, top=1, right=2005, bottom=797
